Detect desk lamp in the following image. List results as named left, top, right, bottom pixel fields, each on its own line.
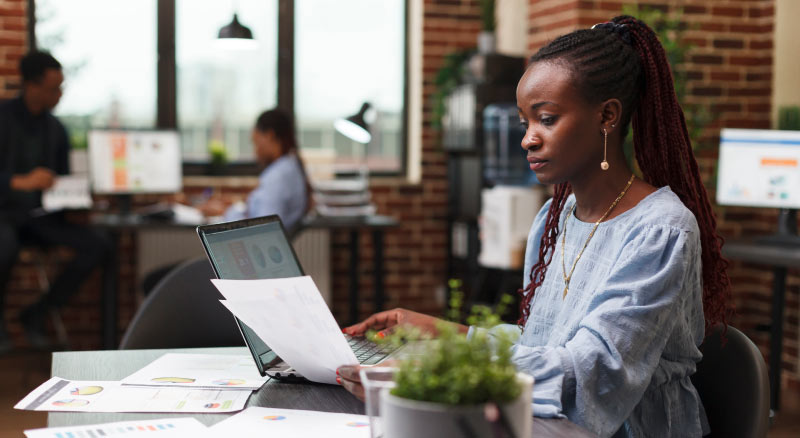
left=334, top=102, right=372, bottom=145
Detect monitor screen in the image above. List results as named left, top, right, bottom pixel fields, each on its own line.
left=717, top=128, right=800, bottom=209
left=202, top=220, right=303, bottom=280
left=88, top=130, right=182, bottom=194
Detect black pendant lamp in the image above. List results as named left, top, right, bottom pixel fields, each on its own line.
left=334, top=102, right=372, bottom=144
left=218, top=13, right=253, bottom=39
left=216, top=13, right=257, bottom=50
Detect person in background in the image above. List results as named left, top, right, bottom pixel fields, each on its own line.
left=0, top=51, right=110, bottom=353
left=198, top=108, right=311, bottom=231
left=141, top=109, right=311, bottom=295
left=343, top=16, right=732, bottom=437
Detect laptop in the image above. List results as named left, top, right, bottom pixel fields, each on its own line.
left=196, top=215, right=396, bottom=381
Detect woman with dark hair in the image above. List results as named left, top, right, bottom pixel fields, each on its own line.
left=200, top=108, right=311, bottom=229
left=343, top=16, right=731, bottom=437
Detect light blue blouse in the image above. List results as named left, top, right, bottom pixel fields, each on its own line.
left=224, top=154, right=308, bottom=230
left=478, top=187, right=709, bottom=438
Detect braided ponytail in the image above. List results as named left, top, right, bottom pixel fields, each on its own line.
left=518, top=16, right=732, bottom=330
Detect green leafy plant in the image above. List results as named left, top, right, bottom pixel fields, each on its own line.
left=378, top=293, right=521, bottom=405
left=778, top=106, right=800, bottom=130
left=479, top=0, right=496, bottom=32
left=431, top=49, right=475, bottom=131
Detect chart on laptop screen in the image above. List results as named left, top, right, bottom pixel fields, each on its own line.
left=204, top=222, right=302, bottom=280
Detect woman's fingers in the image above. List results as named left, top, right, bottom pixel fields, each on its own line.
left=343, top=309, right=403, bottom=336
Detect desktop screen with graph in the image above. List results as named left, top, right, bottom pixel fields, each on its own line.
left=717, top=128, right=800, bottom=209
left=88, top=130, right=182, bottom=194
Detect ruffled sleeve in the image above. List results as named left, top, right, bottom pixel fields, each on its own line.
left=512, top=224, right=698, bottom=437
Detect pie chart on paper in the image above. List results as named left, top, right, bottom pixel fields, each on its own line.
left=70, top=385, right=103, bottom=395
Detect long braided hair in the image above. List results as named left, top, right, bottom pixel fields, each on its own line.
left=517, top=15, right=732, bottom=331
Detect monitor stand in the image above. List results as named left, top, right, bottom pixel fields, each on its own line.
left=755, top=209, right=800, bottom=248
left=102, top=194, right=140, bottom=225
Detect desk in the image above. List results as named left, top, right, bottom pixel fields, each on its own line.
left=90, top=214, right=198, bottom=350
left=300, top=215, right=400, bottom=325
left=48, top=347, right=596, bottom=438
left=722, top=239, right=800, bottom=411
left=91, top=213, right=399, bottom=348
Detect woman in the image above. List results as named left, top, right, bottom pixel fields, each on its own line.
left=200, top=108, right=310, bottom=230
left=343, top=16, right=731, bottom=437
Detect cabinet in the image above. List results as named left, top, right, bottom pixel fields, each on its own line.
left=442, top=53, right=528, bottom=311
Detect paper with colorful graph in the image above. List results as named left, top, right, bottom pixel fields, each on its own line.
left=209, top=407, right=370, bottom=438
left=24, top=417, right=210, bottom=438
left=14, top=376, right=251, bottom=413
left=120, top=353, right=269, bottom=390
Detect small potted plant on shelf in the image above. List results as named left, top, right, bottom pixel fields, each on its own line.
left=377, top=294, right=533, bottom=438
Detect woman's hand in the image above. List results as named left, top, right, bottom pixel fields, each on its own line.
left=196, top=198, right=228, bottom=217
left=342, top=308, right=468, bottom=338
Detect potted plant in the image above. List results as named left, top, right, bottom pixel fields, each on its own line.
left=377, top=295, right=533, bottom=438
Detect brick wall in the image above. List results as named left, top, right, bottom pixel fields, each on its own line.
left=527, top=0, right=800, bottom=389
left=0, top=0, right=25, bottom=98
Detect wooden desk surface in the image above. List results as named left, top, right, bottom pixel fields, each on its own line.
left=49, top=347, right=596, bottom=438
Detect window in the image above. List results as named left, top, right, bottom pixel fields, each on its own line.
left=35, top=0, right=157, bottom=149
left=176, top=0, right=278, bottom=163
left=34, top=0, right=407, bottom=175
left=295, top=0, right=406, bottom=173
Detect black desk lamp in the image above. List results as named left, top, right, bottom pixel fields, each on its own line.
left=334, top=102, right=372, bottom=144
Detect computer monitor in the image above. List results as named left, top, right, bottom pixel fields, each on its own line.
left=717, top=128, right=800, bottom=245
left=88, top=129, right=182, bottom=195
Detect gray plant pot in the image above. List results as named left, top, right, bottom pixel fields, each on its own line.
left=478, top=31, right=496, bottom=54
left=380, top=373, right=533, bottom=438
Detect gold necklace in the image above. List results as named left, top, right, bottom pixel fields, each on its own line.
left=561, top=174, right=635, bottom=299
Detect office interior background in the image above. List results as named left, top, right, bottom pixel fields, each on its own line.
left=1, top=0, right=800, bottom=434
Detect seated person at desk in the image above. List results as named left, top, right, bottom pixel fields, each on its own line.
left=198, top=108, right=311, bottom=230
left=342, top=16, right=732, bottom=438
left=0, top=51, right=110, bottom=352
left=142, top=109, right=310, bottom=294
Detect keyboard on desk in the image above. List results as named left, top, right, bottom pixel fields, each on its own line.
left=345, top=335, right=397, bottom=365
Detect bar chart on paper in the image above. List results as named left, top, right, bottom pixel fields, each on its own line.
left=24, top=417, right=208, bottom=438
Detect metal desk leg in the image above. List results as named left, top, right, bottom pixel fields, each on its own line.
left=770, top=266, right=787, bottom=411
left=102, top=231, right=120, bottom=349
left=372, top=230, right=385, bottom=314
left=349, top=230, right=360, bottom=326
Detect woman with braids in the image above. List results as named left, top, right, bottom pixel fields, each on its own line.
left=342, top=15, right=731, bottom=437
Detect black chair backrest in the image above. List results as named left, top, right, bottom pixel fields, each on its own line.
left=119, top=257, right=243, bottom=350
left=691, top=325, right=770, bottom=438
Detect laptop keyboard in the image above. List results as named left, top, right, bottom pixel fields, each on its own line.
left=345, top=335, right=397, bottom=365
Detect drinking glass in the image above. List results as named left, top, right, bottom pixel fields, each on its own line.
left=359, top=366, right=396, bottom=438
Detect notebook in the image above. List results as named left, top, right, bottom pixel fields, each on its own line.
left=196, top=215, right=395, bottom=381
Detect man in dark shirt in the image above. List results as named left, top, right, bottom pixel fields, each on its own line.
left=0, top=51, right=110, bottom=353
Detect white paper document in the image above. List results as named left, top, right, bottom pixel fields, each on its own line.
left=212, top=276, right=358, bottom=384
left=24, top=417, right=209, bottom=438
left=15, top=377, right=251, bottom=413
left=42, top=175, right=92, bottom=211
left=121, top=353, right=269, bottom=390
left=210, top=407, right=370, bottom=438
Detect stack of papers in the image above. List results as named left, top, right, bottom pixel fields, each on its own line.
left=214, top=276, right=359, bottom=384
left=15, top=354, right=266, bottom=414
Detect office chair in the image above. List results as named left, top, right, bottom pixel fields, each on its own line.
left=119, top=257, right=243, bottom=350
left=691, top=325, right=770, bottom=438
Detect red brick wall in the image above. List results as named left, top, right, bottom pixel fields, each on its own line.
left=0, top=0, right=26, bottom=98
left=527, top=0, right=799, bottom=389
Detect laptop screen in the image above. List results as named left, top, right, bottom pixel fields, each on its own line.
left=197, top=216, right=305, bottom=377
left=203, top=220, right=303, bottom=280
